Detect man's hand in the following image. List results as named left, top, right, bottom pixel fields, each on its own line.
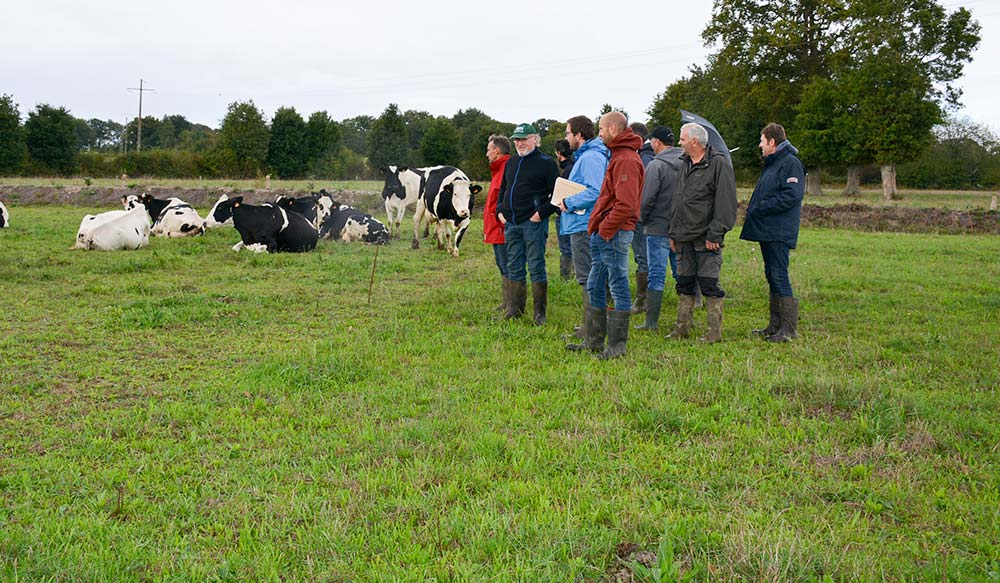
left=558, top=200, right=568, bottom=212
left=669, top=238, right=675, bottom=252
left=529, top=212, right=542, bottom=223
left=498, top=214, right=507, bottom=225
left=705, top=240, right=720, bottom=251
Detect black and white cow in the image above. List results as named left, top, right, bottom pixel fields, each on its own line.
left=380, top=165, right=426, bottom=239
left=315, top=196, right=390, bottom=244
left=274, top=194, right=321, bottom=228
left=75, top=205, right=150, bottom=250
left=0, top=200, right=8, bottom=228
left=123, top=193, right=204, bottom=237
left=412, top=166, right=481, bottom=257
left=205, top=194, right=235, bottom=228
left=215, top=196, right=318, bottom=253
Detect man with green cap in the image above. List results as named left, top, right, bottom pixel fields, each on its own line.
left=496, top=123, right=560, bottom=325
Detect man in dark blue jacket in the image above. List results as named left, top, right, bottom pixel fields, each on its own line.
left=740, top=123, right=805, bottom=342
left=497, top=123, right=560, bottom=325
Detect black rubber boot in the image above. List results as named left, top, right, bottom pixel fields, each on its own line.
left=767, top=297, right=799, bottom=342
left=752, top=294, right=781, bottom=337
left=504, top=280, right=526, bottom=320
left=532, top=282, right=548, bottom=326
left=630, top=272, right=648, bottom=314
left=559, top=254, right=573, bottom=279
left=635, top=289, right=663, bottom=330
left=567, top=307, right=606, bottom=352
left=496, top=276, right=510, bottom=313
left=597, top=309, right=630, bottom=360
left=572, top=286, right=590, bottom=340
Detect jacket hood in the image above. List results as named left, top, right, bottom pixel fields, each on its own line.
left=606, top=128, right=643, bottom=152
left=489, top=154, right=510, bottom=173
left=764, top=141, right=798, bottom=165
left=576, top=137, right=610, bottom=160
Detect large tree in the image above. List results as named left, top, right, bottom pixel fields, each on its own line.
left=341, top=115, right=374, bottom=156
left=305, top=111, right=342, bottom=176
left=0, top=94, right=27, bottom=174
left=24, top=104, right=77, bottom=175
left=266, top=106, right=308, bottom=178
left=419, top=117, right=461, bottom=167
left=367, top=104, right=409, bottom=172
left=219, top=100, right=270, bottom=177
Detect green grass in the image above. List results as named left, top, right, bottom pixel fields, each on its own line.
left=1, top=206, right=998, bottom=582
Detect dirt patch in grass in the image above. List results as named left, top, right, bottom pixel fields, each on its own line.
left=0, top=185, right=383, bottom=213
left=796, top=203, right=1000, bottom=234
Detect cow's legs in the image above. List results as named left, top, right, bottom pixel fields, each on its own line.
left=412, top=200, right=426, bottom=249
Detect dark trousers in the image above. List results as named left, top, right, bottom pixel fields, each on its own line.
left=504, top=220, right=548, bottom=283
left=555, top=214, right=573, bottom=257
left=674, top=240, right=725, bottom=298
left=760, top=241, right=793, bottom=297
left=631, top=222, right=648, bottom=273
left=493, top=243, right=508, bottom=277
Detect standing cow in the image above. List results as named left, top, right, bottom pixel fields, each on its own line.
left=75, top=205, right=150, bottom=251
left=412, top=166, right=481, bottom=258
left=123, top=193, right=204, bottom=237
left=0, top=200, right=8, bottom=228
left=316, top=196, right=390, bottom=244
left=381, top=166, right=428, bottom=239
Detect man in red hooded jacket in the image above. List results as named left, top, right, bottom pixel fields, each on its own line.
left=567, top=111, right=643, bottom=360
left=484, top=134, right=513, bottom=313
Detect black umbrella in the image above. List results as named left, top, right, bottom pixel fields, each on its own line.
left=679, top=109, right=733, bottom=167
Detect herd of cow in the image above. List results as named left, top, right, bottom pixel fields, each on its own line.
left=0, top=164, right=483, bottom=258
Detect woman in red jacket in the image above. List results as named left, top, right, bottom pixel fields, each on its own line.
left=485, top=135, right=512, bottom=313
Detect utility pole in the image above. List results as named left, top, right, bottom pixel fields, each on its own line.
left=128, top=79, right=155, bottom=152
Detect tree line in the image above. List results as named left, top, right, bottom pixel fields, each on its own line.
left=1, top=0, right=996, bottom=189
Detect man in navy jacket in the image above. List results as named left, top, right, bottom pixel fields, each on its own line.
left=740, top=123, right=805, bottom=342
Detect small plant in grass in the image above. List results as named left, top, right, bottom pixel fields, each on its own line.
left=630, top=524, right=700, bottom=583
left=83, top=177, right=93, bottom=186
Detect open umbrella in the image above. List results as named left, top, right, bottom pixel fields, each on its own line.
left=680, top=109, right=733, bottom=167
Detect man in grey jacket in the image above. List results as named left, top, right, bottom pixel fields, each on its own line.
left=634, top=126, right=682, bottom=331
left=666, top=122, right=737, bottom=343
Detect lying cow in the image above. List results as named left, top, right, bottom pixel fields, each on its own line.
left=123, top=193, right=204, bottom=237
left=205, top=194, right=237, bottom=228
left=0, top=200, right=8, bottom=228
left=214, top=196, right=318, bottom=253
left=380, top=165, right=425, bottom=239
left=316, top=196, right=389, bottom=244
left=75, top=205, right=150, bottom=251
left=275, top=194, right=321, bottom=228
left=412, top=166, right=481, bottom=257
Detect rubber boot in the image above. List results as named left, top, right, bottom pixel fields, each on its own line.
left=559, top=254, right=573, bottom=279
left=630, top=272, right=648, bottom=314
left=666, top=294, right=696, bottom=339
left=597, top=309, right=630, bottom=360
left=752, top=293, right=781, bottom=337
left=767, top=297, right=799, bottom=342
left=567, top=306, right=607, bottom=352
left=693, top=285, right=704, bottom=309
left=572, top=286, right=590, bottom=340
left=495, top=276, right=510, bottom=314
left=700, top=297, right=724, bottom=343
left=635, top=289, right=663, bottom=330
left=504, top=280, right=526, bottom=320
left=532, top=282, right=548, bottom=326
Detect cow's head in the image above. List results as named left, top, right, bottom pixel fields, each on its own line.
left=122, top=193, right=153, bottom=212
left=443, top=180, right=482, bottom=220
left=380, top=165, right=408, bottom=200
left=205, top=194, right=238, bottom=227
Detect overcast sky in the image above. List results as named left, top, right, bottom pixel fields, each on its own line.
left=3, top=0, right=998, bottom=138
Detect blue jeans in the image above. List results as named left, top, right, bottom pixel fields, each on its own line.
left=505, top=220, right=548, bottom=283
left=493, top=243, right=508, bottom=277
left=645, top=235, right=677, bottom=292
left=555, top=214, right=572, bottom=257
left=759, top=241, right=793, bottom=297
left=631, top=222, right=648, bottom=273
left=587, top=230, right=633, bottom=309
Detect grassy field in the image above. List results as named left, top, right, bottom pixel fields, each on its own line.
left=2, top=176, right=998, bottom=211
left=1, top=206, right=998, bottom=582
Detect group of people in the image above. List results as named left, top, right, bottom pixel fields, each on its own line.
left=482, top=112, right=805, bottom=359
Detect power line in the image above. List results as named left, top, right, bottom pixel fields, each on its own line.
left=127, top=79, right=155, bottom=152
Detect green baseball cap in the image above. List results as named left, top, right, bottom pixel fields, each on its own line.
left=510, top=123, right=539, bottom=139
